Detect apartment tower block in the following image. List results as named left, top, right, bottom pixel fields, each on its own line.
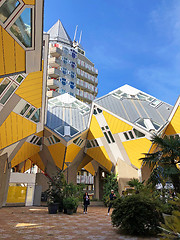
left=47, top=20, right=98, bottom=104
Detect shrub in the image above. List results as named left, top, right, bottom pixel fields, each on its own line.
left=103, top=173, right=119, bottom=206
left=111, top=194, right=161, bottom=236
left=159, top=193, right=180, bottom=239
left=63, top=197, right=78, bottom=210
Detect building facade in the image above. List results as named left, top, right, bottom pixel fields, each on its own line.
left=47, top=20, right=98, bottom=104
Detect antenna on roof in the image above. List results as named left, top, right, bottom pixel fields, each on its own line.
left=73, top=25, right=78, bottom=42
left=79, top=30, right=82, bottom=44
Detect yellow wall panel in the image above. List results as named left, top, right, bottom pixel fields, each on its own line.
left=78, top=155, right=92, bottom=171
left=87, top=146, right=112, bottom=172
left=48, top=142, right=66, bottom=170
left=0, top=112, right=36, bottom=150
left=122, top=138, right=152, bottom=169
left=84, top=162, right=95, bottom=176
left=2, top=27, right=15, bottom=75
left=20, top=159, right=32, bottom=173
left=0, top=77, right=4, bottom=84
left=15, top=71, right=43, bottom=108
left=103, top=110, right=133, bottom=134
left=65, top=143, right=81, bottom=163
left=165, top=106, right=180, bottom=135
left=87, top=115, right=104, bottom=140
left=35, top=131, right=43, bottom=137
left=11, top=142, right=40, bottom=167
left=6, top=186, right=27, bottom=203
left=0, top=27, right=5, bottom=75
left=15, top=41, right=25, bottom=72
left=29, top=153, right=45, bottom=171
left=22, top=0, right=35, bottom=4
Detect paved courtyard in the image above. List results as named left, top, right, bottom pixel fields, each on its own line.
left=0, top=206, right=158, bottom=240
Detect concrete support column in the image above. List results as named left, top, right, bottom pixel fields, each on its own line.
left=0, top=153, right=11, bottom=208
left=94, top=168, right=100, bottom=200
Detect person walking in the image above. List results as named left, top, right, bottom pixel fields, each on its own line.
left=108, top=189, right=116, bottom=215
left=83, top=192, right=90, bottom=214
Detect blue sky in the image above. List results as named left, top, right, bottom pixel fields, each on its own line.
left=44, top=0, right=180, bottom=105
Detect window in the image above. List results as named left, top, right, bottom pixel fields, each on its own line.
left=73, top=137, right=80, bottom=144
left=104, top=132, right=111, bottom=144
left=20, top=104, right=30, bottom=115
left=71, top=71, right=75, bottom=79
left=94, top=139, right=99, bottom=147
left=86, top=140, right=92, bottom=148
left=16, top=75, right=24, bottom=84
left=61, top=78, right=66, bottom=86
left=30, top=136, right=36, bottom=143
left=31, top=109, right=40, bottom=123
left=63, top=57, right=68, bottom=64
left=71, top=61, right=76, bottom=68
left=71, top=50, right=77, bottom=58
left=108, top=131, right=115, bottom=143
left=0, top=0, right=20, bottom=23
left=25, top=107, right=35, bottom=118
left=150, top=99, right=161, bottom=107
left=63, top=47, right=69, bottom=55
left=123, top=132, right=129, bottom=140
left=93, top=106, right=102, bottom=115
left=70, top=126, right=79, bottom=137
left=62, top=67, right=67, bottom=75
left=101, top=126, right=115, bottom=144
left=0, top=79, right=11, bottom=95
left=10, top=7, right=32, bottom=48
left=0, top=83, right=17, bottom=104
left=53, top=135, right=60, bottom=143
left=70, top=81, right=75, bottom=89
left=50, top=136, right=55, bottom=144
left=55, top=125, right=79, bottom=137
left=97, top=108, right=102, bottom=114
left=129, top=131, right=134, bottom=139
left=36, top=138, right=42, bottom=146
left=91, top=140, right=96, bottom=147
left=133, top=129, right=145, bottom=138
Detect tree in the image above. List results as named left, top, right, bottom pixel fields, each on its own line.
left=141, top=134, right=180, bottom=193
left=103, top=173, right=119, bottom=206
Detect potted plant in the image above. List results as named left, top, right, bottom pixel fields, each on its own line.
left=63, top=197, right=77, bottom=215
left=46, top=171, right=65, bottom=214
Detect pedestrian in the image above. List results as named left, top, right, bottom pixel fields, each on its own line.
left=83, top=192, right=90, bottom=214
left=108, top=189, right=116, bottom=215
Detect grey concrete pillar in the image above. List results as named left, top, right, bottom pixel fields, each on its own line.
left=0, top=153, right=11, bottom=208
left=94, top=168, right=100, bottom=200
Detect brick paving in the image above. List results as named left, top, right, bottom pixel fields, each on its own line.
left=0, top=206, right=158, bottom=240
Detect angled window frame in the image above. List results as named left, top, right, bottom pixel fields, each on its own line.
left=5, top=4, right=35, bottom=50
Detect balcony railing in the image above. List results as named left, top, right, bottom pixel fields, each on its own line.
left=77, top=68, right=98, bottom=85
left=77, top=59, right=98, bottom=76
left=48, top=57, right=61, bottom=68
left=48, top=68, right=61, bottom=78
left=49, top=47, right=62, bottom=58
left=77, top=175, right=94, bottom=184
left=47, top=90, right=59, bottom=98
left=47, top=79, right=59, bottom=89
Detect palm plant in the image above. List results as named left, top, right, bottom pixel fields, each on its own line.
left=140, top=134, right=180, bottom=193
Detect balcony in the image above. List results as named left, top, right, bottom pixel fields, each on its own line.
left=47, top=79, right=58, bottom=89
left=48, top=57, right=61, bottom=68
left=77, top=59, right=98, bottom=76
left=49, top=47, right=62, bottom=58
left=47, top=90, right=59, bottom=98
left=48, top=68, right=61, bottom=78
left=76, top=69, right=98, bottom=86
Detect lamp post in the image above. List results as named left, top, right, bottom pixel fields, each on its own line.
left=65, top=162, right=71, bottom=184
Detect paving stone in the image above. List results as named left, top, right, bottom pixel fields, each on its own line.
left=0, top=206, right=159, bottom=240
